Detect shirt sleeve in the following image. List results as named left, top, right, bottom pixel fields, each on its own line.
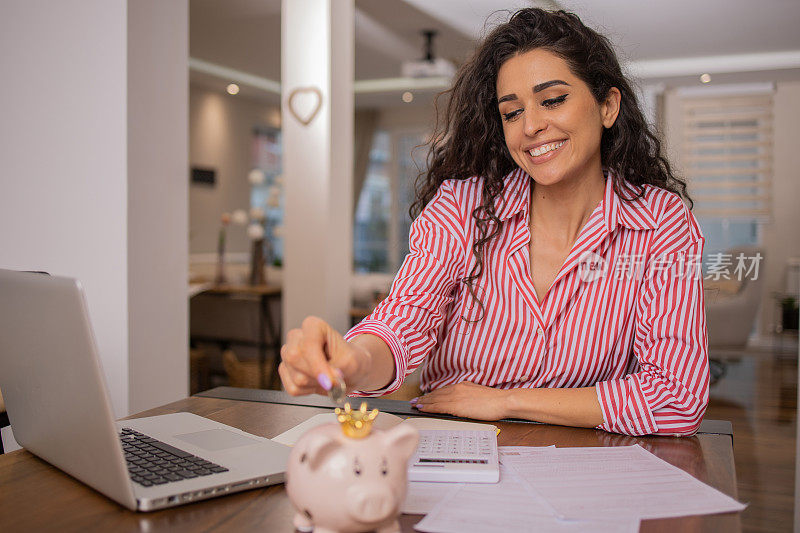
left=344, top=180, right=468, bottom=396
left=595, top=200, right=710, bottom=436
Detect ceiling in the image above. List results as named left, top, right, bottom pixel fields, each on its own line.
left=559, top=0, right=800, bottom=61
left=189, top=0, right=800, bottom=108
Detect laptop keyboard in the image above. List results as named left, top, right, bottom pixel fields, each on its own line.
left=120, top=428, right=229, bottom=487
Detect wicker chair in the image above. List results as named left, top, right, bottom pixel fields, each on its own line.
left=223, top=350, right=274, bottom=389
left=705, top=246, right=765, bottom=349
left=704, top=246, right=765, bottom=385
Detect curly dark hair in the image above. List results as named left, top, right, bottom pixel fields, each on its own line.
left=409, top=8, right=690, bottom=316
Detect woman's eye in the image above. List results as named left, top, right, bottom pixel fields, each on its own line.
left=501, top=109, right=522, bottom=121
left=542, top=94, right=568, bottom=108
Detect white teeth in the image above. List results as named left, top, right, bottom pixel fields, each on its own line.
left=529, top=141, right=565, bottom=157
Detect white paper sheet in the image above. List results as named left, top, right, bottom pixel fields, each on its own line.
left=501, top=444, right=746, bottom=521
left=401, top=446, right=545, bottom=515
left=413, top=462, right=639, bottom=533
left=403, top=482, right=464, bottom=514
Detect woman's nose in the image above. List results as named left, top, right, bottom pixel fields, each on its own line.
left=523, top=108, right=546, bottom=137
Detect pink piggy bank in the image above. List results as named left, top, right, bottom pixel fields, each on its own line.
left=286, top=415, right=419, bottom=533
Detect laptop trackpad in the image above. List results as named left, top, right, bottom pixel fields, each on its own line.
left=175, top=429, right=261, bottom=451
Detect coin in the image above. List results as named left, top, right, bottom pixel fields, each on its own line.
left=328, top=375, right=347, bottom=406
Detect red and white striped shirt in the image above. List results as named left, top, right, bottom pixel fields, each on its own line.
left=345, top=169, right=709, bottom=436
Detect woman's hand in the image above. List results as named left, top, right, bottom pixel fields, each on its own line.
left=278, top=316, right=372, bottom=396
left=411, top=382, right=510, bottom=421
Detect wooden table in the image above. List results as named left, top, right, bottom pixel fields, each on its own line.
left=190, top=284, right=282, bottom=388
left=0, top=390, right=742, bottom=532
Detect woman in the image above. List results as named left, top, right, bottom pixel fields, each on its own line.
left=278, top=8, right=708, bottom=437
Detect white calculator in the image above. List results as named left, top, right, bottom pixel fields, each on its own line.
left=407, top=429, right=499, bottom=483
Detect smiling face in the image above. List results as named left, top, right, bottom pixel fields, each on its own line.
left=496, top=48, right=620, bottom=188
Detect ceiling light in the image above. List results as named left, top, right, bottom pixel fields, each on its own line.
left=402, top=91, right=414, bottom=103
left=700, top=74, right=711, bottom=84
left=227, top=83, right=240, bottom=95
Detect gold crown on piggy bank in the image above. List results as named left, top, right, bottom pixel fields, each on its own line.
left=335, top=402, right=379, bottom=439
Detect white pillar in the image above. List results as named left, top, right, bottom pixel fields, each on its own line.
left=281, top=0, right=354, bottom=334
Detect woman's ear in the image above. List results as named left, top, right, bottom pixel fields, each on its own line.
left=601, top=87, right=621, bottom=129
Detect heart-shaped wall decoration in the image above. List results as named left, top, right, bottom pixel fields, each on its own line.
left=287, top=86, right=323, bottom=126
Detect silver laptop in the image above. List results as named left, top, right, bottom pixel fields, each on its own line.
left=0, top=269, right=290, bottom=511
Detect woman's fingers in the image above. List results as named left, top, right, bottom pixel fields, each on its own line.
left=412, top=382, right=507, bottom=420
left=325, top=332, right=363, bottom=391
left=413, top=392, right=460, bottom=414
left=300, top=316, right=364, bottom=390
left=278, top=362, right=305, bottom=396
left=414, top=383, right=461, bottom=404
left=299, top=316, right=341, bottom=386
left=414, top=401, right=456, bottom=414
left=281, top=330, right=316, bottom=377
left=279, top=316, right=360, bottom=395
left=279, top=361, right=324, bottom=394
left=281, top=319, right=330, bottom=373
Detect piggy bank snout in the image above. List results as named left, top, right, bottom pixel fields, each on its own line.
left=345, top=483, right=396, bottom=523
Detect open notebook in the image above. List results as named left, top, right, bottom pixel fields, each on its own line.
left=272, top=412, right=497, bottom=446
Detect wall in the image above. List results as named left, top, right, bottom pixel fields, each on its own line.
left=0, top=0, right=130, bottom=415
left=0, top=0, right=188, bottom=417
left=663, top=80, right=800, bottom=337
left=376, top=104, right=438, bottom=131
left=189, top=86, right=281, bottom=256
left=765, top=81, right=800, bottom=332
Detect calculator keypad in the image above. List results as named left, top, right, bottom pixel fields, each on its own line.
left=408, top=429, right=499, bottom=483
left=415, top=430, right=495, bottom=463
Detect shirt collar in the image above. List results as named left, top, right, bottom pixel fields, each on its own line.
left=605, top=174, right=658, bottom=231
left=494, top=168, right=530, bottom=221
left=494, top=168, right=658, bottom=231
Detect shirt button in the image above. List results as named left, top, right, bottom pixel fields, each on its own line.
left=537, top=328, right=543, bottom=336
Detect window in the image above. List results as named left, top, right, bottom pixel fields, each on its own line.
left=250, top=127, right=283, bottom=264
left=354, top=130, right=427, bottom=273
left=354, top=131, right=392, bottom=272
left=395, top=132, right=426, bottom=262
left=679, top=85, right=774, bottom=257
left=249, top=126, right=429, bottom=274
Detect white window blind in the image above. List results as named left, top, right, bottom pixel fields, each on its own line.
left=680, top=88, right=774, bottom=219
